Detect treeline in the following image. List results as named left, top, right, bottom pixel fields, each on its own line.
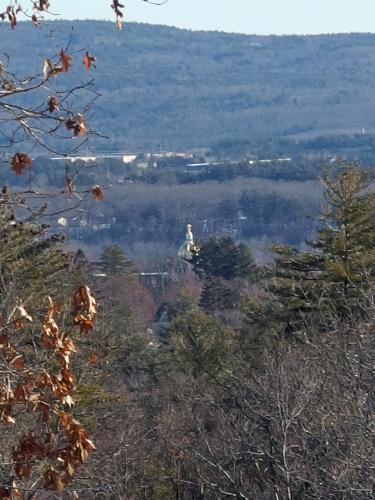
left=213, top=134, right=375, bottom=164
left=4, top=157, right=323, bottom=265
left=77, top=177, right=321, bottom=266
left=3, top=156, right=324, bottom=188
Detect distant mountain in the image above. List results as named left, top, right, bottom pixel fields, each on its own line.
left=4, top=21, right=375, bottom=152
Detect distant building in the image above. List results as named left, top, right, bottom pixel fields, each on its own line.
left=50, top=156, right=97, bottom=163
left=123, top=155, right=137, bottom=164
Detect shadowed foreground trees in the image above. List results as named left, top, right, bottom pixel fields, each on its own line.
left=82, top=285, right=375, bottom=498
left=73, top=166, right=375, bottom=499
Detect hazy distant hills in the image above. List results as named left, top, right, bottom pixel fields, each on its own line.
left=4, top=21, right=375, bottom=153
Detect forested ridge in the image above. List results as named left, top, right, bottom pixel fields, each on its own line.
left=3, top=21, right=375, bottom=153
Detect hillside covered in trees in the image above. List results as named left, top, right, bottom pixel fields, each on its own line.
left=3, top=21, right=375, bottom=154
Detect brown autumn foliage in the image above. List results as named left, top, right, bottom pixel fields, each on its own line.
left=47, top=96, right=59, bottom=113
left=0, top=3, right=107, bottom=207
left=83, top=51, right=97, bottom=71
left=111, top=0, right=125, bottom=29
left=0, top=287, right=97, bottom=497
left=10, top=154, right=32, bottom=176
left=92, top=185, right=105, bottom=201
left=0, top=3, right=127, bottom=496
left=0, top=1, right=168, bottom=498
left=60, top=50, right=73, bottom=73
left=0, top=2, right=125, bottom=30
left=65, top=113, right=87, bottom=137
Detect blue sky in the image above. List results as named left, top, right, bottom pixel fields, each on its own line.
left=45, top=0, right=375, bottom=35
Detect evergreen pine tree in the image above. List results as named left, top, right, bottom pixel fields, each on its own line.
left=246, top=166, right=375, bottom=334
left=192, top=236, right=257, bottom=280
left=199, top=277, right=240, bottom=313
left=192, top=236, right=258, bottom=316
left=0, top=211, right=70, bottom=311
left=99, top=245, right=136, bottom=276
left=170, top=310, right=234, bottom=378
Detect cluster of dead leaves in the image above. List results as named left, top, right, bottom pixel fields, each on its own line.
left=43, top=49, right=72, bottom=79
left=1, top=2, right=125, bottom=29
left=34, top=0, right=51, bottom=11
left=92, top=185, right=104, bottom=201
left=0, top=59, right=16, bottom=93
left=83, top=51, right=97, bottom=71
left=72, top=285, right=97, bottom=333
left=111, top=0, right=125, bottom=30
left=10, top=153, right=32, bottom=176
left=0, top=5, right=21, bottom=29
left=2, top=80, right=16, bottom=92
left=65, top=174, right=104, bottom=201
left=65, top=113, right=87, bottom=137
left=47, top=95, right=58, bottom=112
left=0, top=287, right=97, bottom=495
left=31, top=0, right=50, bottom=26
left=44, top=49, right=97, bottom=79
left=0, top=1, right=50, bottom=29
left=0, top=42, right=95, bottom=98
left=43, top=49, right=96, bottom=137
